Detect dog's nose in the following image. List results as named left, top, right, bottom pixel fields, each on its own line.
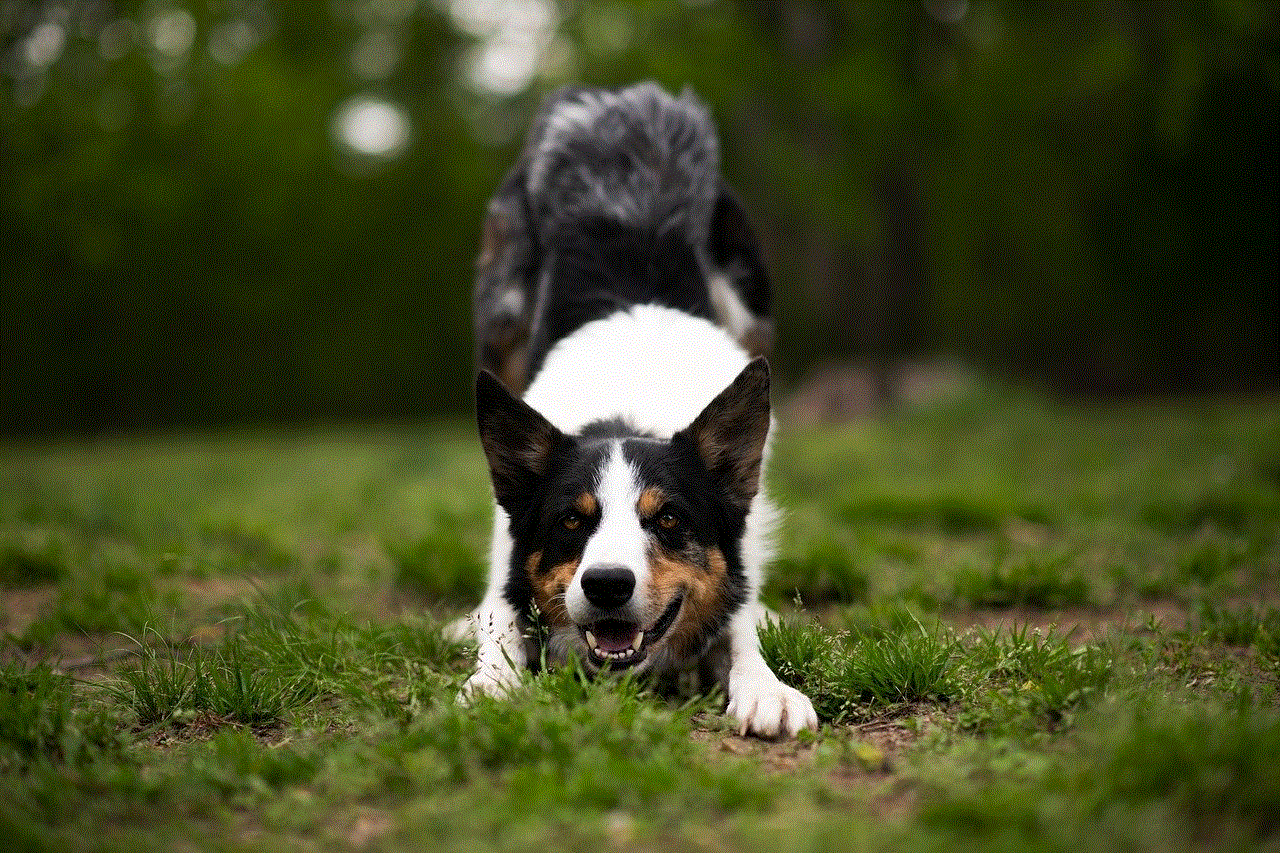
left=580, top=565, right=635, bottom=609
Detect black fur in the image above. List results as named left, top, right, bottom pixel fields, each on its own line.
left=525, top=217, right=718, bottom=379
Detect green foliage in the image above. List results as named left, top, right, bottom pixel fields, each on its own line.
left=950, top=553, right=1092, bottom=610
left=17, top=553, right=176, bottom=648
left=955, top=625, right=1115, bottom=732
left=1092, top=702, right=1280, bottom=837
left=388, top=666, right=768, bottom=814
left=840, top=600, right=926, bottom=641
left=108, top=628, right=315, bottom=728
left=387, top=529, right=486, bottom=603
left=181, top=727, right=324, bottom=799
left=0, top=661, right=119, bottom=771
left=3, top=2, right=1277, bottom=433
left=1189, top=602, right=1280, bottom=651
left=1142, top=487, right=1280, bottom=534
left=0, top=537, right=68, bottom=587
left=760, top=615, right=956, bottom=722
left=838, top=493, right=1022, bottom=535
left=919, top=701, right=1280, bottom=846
left=768, top=537, right=870, bottom=604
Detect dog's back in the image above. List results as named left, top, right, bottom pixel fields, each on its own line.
left=474, top=83, right=773, bottom=394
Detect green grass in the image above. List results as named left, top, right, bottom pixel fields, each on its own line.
left=950, top=550, right=1093, bottom=609
left=106, top=631, right=317, bottom=728
left=0, top=387, right=1277, bottom=851
left=760, top=616, right=956, bottom=721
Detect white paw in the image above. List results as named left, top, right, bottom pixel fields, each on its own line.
left=726, top=671, right=818, bottom=738
left=459, top=663, right=522, bottom=703
left=443, top=614, right=475, bottom=643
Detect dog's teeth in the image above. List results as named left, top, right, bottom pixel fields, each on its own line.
left=631, top=631, right=644, bottom=651
left=585, top=630, right=597, bottom=650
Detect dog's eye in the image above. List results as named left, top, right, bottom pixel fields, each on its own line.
left=562, top=512, right=582, bottom=531
left=657, top=509, right=680, bottom=530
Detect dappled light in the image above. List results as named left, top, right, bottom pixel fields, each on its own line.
left=450, top=0, right=560, bottom=96
left=332, top=95, right=411, bottom=159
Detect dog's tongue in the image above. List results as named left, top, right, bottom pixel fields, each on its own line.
left=593, top=620, right=639, bottom=653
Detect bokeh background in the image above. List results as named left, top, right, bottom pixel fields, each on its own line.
left=1, top=0, right=1276, bottom=436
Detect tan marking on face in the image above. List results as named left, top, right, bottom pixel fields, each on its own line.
left=525, top=550, right=578, bottom=628
left=647, top=545, right=730, bottom=661
left=573, top=492, right=597, bottom=516
left=636, top=487, right=666, bottom=519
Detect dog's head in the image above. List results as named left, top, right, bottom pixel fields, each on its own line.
left=476, top=359, right=770, bottom=673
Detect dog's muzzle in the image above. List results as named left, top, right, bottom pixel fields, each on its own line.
left=580, top=592, right=684, bottom=668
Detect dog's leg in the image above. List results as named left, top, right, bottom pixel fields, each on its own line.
left=460, top=596, right=526, bottom=700
left=724, top=604, right=818, bottom=738
left=723, top=491, right=817, bottom=737
left=460, top=508, right=528, bottom=700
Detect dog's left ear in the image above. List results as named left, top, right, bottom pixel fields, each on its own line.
left=476, top=371, right=568, bottom=518
left=676, top=358, right=771, bottom=512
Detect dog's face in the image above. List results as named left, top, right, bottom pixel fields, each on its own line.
left=476, top=360, right=770, bottom=674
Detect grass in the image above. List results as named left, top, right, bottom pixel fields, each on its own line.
left=0, top=385, right=1277, bottom=851
left=760, top=615, right=956, bottom=721
left=106, top=631, right=317, bottom=727
left=950, top=550, right=1093, bottom=609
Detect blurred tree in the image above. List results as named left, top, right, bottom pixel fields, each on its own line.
left=0, top=1, right=1275, bottom=434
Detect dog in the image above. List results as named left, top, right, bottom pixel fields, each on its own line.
left=461, top=83, right=817, bottom=738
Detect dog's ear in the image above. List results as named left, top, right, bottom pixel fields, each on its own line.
left=708, top=184, right=773, bottom=356
left=476, top=371, right=567, bottom=516
left=676, top=358, right=771, bottom=512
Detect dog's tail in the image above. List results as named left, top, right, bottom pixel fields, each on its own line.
left=523, top=83, right=721, bottom=247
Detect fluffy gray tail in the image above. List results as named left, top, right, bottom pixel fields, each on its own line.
left=524, top=83, right=721, bottom=246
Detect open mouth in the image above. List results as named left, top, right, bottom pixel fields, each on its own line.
left=581, top=593, right=684, bottom=668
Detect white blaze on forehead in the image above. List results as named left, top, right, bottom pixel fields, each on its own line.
left=565, top=442, right=651, bottom=620
left=579, top=442, right=647, bottom=574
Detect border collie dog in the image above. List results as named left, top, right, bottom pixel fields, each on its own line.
left=464, top=83, right=817, bottom=738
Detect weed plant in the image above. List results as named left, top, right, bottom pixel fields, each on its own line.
left=108, top=628, right=315, bottom=727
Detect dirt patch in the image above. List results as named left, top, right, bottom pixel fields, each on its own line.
left=0, top=583, right=57, bottom=637
left=691, top=714, right=922, bottom=820
left=692, top=714, right=918, bottom=778
left=346, top=809, right=393, bottom=849
left=691, top=725, right=819, bottom=772
left=160, top=575, right=261, bottom=611
left=141, top=714, right=288, bottom=750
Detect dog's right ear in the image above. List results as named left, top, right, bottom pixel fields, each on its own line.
left=476, top=371, right=567, bottom=516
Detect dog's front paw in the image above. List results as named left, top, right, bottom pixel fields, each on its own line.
left=726, top=671, right=818, bottom=738
left=459, top=663, right=522, bottom=703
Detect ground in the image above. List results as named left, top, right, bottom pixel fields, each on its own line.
left=1, top=379, right=1278, bottom=852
